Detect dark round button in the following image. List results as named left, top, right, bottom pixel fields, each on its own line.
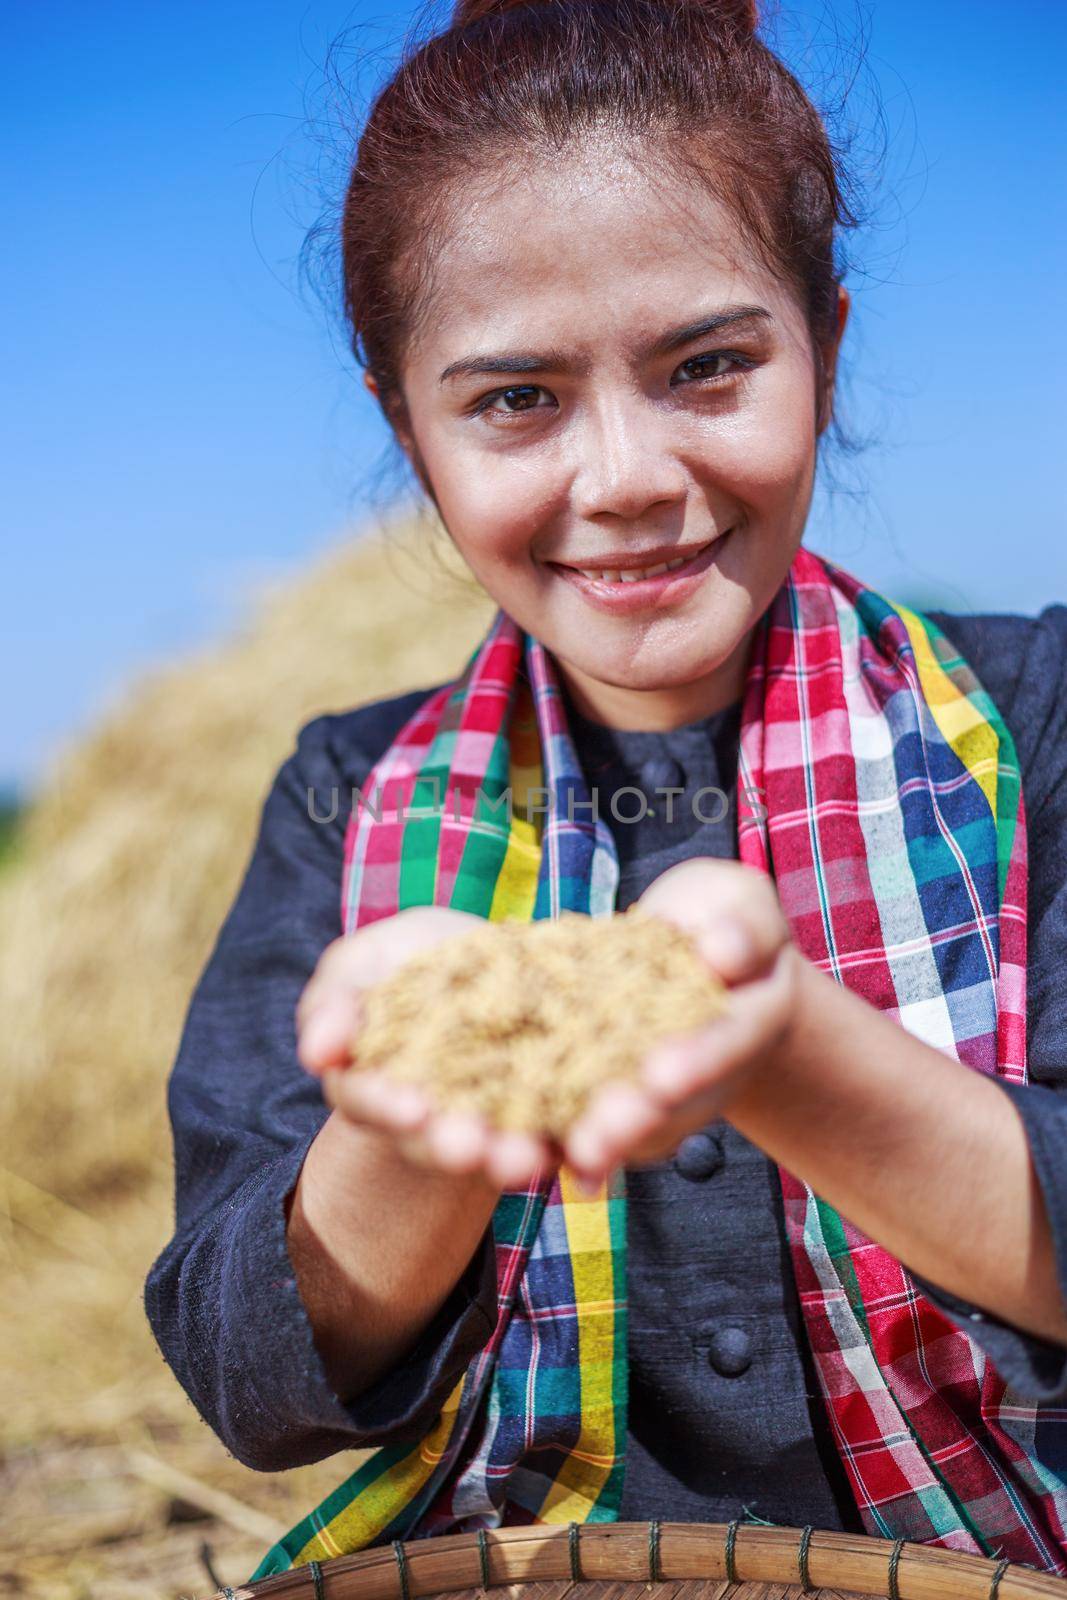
left=673, top=1130, right=725, bottom=1181
left=707, top=1326, right=753, bottom=1377
left=638, top=755, right=684, bottom=792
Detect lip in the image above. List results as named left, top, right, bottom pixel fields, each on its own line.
left=546, top=528, right=734, bottom=613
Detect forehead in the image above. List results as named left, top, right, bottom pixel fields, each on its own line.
left=406, top=138, right=802, bottom=363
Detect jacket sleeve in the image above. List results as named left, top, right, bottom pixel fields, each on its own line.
left=909, top=1074, right=1067, bottom=1403
left=143, top=709, right=499, bottom=1471
left=909, top=606, right=1067, bottom=1402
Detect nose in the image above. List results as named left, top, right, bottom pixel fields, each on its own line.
left=568, top=393, right=688, bottom=523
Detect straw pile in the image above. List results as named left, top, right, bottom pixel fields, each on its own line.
left=0, top=514, right=498, bottom=1597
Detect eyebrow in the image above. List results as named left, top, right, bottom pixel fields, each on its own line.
left=438, top=305, right=773, bottom=384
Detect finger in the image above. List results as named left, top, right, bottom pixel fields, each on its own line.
left=294, top=919, right=432, bottom=1059
left=639, top=861, right=790, bottom=985
left=296, top=909, right=488, bottom=1072
left=693, top=920, right=763, bottom=984
left=324, top=1067, right=432, bottom=1130
left=641, top=959, right=793, bottom=1105
left=483, top=1128, right=554, bottom=1190
left=572, top=1167, right=610, bottom=1197
left=421, top=1109, right=492, bottom=1175
left=627, top=1128, right=687, bottom=1166
left=627, top=1096, right=724, bottom=1165
left=396, top=1119, right=554, bottom=1191
left=566, top=1079, right=664, bottom=1173
left=295, top=939, right=373, bottom=1036
left=298, top=995, right=367, bottom=1073
left=394, top=1127, right=440, bottom=1172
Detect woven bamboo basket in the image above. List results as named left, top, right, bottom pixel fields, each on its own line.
left=209, top=1519, right=1067, bottom=1599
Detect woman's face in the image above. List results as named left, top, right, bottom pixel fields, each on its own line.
left=377, top=138, right=848, bottom=729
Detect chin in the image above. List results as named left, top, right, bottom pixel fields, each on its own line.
left=590, top=647, right=734, bottom=685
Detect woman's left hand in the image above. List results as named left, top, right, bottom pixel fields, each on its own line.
left=561, top=859, right=801, bottom=1188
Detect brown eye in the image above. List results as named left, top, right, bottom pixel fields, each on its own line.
left=489, top=385, right=545, bottom=412
left=676, top=352, right=738, bottom=383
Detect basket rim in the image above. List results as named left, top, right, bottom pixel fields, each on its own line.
left=217, top=1517, right=1067, bottom=1600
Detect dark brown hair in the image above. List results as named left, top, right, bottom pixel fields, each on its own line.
left=339, top=0, right=857, bottom=436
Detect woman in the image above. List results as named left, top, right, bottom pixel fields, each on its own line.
left=144, top=0, right=1067, bottom=1579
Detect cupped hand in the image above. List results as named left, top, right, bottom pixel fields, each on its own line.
left=296, top=905, right=564, bottom=1192
left=560, top=859, right=801, bottom=1191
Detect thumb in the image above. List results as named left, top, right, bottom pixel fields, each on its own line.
left=693, top=909, right=783, bottom=985
left=639, top=861, right=791, bottom=986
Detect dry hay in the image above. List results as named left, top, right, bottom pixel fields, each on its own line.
left=0, top=513, right=497, bottom=1596
left=0, top=512, right=495, bottom=1211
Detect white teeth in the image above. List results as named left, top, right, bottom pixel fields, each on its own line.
left=575, top=549, right=704, bottom=583
left=632, top=561, right=670, bottom=581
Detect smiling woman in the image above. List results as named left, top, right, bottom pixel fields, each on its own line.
left=143, top=0, right=1067, bottom=1585
left=386, top=171, right=826, bottom=724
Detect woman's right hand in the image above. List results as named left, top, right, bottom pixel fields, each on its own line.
left=295, top=906, right=562, bottom=1192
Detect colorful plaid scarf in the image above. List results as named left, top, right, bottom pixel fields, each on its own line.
left=252, top=547, right=1067, bottom=1581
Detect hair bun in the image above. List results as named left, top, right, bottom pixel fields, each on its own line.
left=451, top=0, right=759, bottom=38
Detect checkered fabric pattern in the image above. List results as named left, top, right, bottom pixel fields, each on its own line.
left=251, top=547, right=1066, bottom=1582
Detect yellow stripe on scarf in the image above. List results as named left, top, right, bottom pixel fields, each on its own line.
left=294, top=1377, right=468, bottom=1563
left=490, top=676, right=543, bottom=922
left=538, top=1165, right=625, bottom=1523
left=898, top=604, right=1000, bottom=816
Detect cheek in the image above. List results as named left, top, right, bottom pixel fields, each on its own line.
left=422, top=438, right=560, bottom=564
left=706, top=368, right=818, bottom=509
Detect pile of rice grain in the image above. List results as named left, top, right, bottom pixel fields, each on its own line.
left=352, top=905, right=728, bottom=1136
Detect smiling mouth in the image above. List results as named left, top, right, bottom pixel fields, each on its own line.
left=550, top=533, right=727, bottom=584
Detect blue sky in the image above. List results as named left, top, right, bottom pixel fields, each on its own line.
left=5, top=1, right=1065, bottom=798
